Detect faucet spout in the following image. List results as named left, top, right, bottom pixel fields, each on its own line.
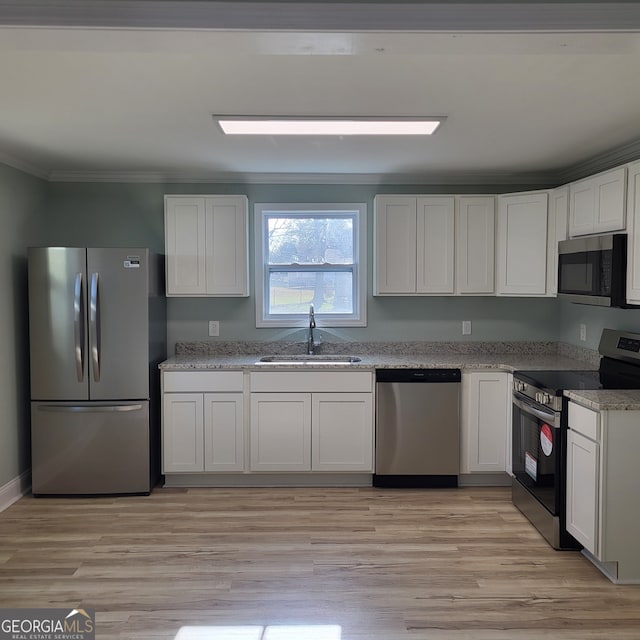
left=307, top=304, right=316, bottom=355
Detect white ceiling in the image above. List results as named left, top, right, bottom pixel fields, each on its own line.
left=1, top=2, right=640, bottom=184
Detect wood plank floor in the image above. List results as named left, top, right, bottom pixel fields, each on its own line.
left=1, top=486, right=639, bottom=639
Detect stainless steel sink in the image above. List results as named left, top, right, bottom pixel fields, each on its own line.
left=257, top=355, right=362, bottom=364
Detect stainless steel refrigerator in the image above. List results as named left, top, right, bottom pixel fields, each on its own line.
left=28, top=247, right=166, bottom=495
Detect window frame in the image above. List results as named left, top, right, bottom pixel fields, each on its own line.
left=254, top=202, right=367, bottom=328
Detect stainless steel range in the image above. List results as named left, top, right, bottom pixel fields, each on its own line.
left=512, top=329, right=640, bottom=550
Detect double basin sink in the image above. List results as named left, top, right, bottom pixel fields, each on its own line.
left=256, top=354, right=362, bottom=365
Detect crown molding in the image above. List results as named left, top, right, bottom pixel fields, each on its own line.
left=1, top=1, right=640, bottom=31
left=555, top=137, right=640, bottom=185
left=5, top=137, right=640, bottom=187
left=0, top=150, right=49, bottom=180
left=45, top=169, right=557, bottom=187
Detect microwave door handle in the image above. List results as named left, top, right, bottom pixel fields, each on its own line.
left=73, top=272, right=85, bottom=382
left=513, top=395, right=560, bottom=428
left=89, top=272, right=101, bottom=382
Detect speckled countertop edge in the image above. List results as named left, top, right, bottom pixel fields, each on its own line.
left=160, top=340, right=600, bottom=374
left=564, top=389, right=640, bottom=411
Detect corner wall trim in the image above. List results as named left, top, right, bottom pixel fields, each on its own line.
left=0, top=471, right=32, bottom=513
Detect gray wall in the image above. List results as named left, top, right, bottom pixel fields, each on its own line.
left=45, top=181, right=561, bottom=354
left=0, top=164, right=46, bottom=487
left=558, top=300, right=640, bottom=350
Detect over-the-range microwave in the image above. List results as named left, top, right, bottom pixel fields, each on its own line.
left=557, top=233, right=630, bottom=307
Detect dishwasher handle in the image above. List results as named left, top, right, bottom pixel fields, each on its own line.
left=376, top=368, right=461, bottom=383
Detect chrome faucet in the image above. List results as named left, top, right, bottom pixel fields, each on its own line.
left=307, top=304, right=316, bottom=355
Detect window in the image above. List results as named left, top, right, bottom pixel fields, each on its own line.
left=255, top=203, right=366, bottom=327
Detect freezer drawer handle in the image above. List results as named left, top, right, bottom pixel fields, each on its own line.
left=89, top=272, right=101, bottom=382
left=36, top=404, right=144, bottom=413
left=73, top=272, right=85, bottom=382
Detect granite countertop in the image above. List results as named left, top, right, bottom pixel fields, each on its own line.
left=159, top=352, right=600, bottom=372
left=564, top=389, right=640, bottom=412
left=160, top=340, right=640, bottom=410
left=159, top=340, right=600, bottom=374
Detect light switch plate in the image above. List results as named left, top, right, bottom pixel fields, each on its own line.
left=208, top=320, right=220, bottom=337
left=462, top=320, right=472, bottom=335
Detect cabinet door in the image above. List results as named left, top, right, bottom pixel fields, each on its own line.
left=162, top=393, right=204, bottom=472
left=204, top=393, right=244, bottom=472
left=566, top=429, right=599, bottom=555
left=569, top=167, right=627, bottom=237
left=594, top=166, right=626, bottom=233
left=461, top=371, right=509, bottom=473
left=374, top=196, right=417, bottom=294
left=204, top=196, right=249, bottom=296
left=250, top=393, right=311, bottom=471
left=165, top=197, right=207, bottom=295
left=311, top=393, right=374, bottom=471
left=496, top=192, right=548, bottom=295
left=569, top=179, right=595, bottom=237
left=547, top=186, right=568, bottom=296
left=456, top=197, right=495, bottom=294
left=416, top=197, right=455, bottom=293
left=626, top=162, right=640, bottom=303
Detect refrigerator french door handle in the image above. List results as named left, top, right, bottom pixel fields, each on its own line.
left=89, top=272, right=101, bottom=382
left=73, top=272, right=85, bottom=382
left=36, top=404, right=144, bottom=413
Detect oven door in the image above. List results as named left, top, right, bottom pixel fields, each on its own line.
left=512, top=394, right=562, bottom=515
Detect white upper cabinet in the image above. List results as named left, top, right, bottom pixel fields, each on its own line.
left=568, top=166, right=627, bottom=237
left=626, top=161, right=640, bottom=304
left=165, top=196, right=207, bottom=295
left=547, top=185, right=569, bottom=296
left=374, top=195, right=454, bottom=294
left=416, top=197, right=455, bottom=294
left=456, top=196, right=495, bottom=294
left=165, top=195, right=249, bottom=296
left=374, top=194, right=492, bottom=295
left=496, top=191, right=549, bottom=296
left=374, top=196, right=418, bottom=294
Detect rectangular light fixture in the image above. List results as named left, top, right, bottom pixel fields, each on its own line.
left=215, top=117, right=443, bottom=136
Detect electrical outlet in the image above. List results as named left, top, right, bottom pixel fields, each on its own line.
left=579, top=323, right=587, bottom=342
left=208, top=320, right=220, bottom=337
left=462, top=320, right=472, bottom=336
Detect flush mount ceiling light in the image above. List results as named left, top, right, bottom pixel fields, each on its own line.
left=214, top=116, right=444, bottom=136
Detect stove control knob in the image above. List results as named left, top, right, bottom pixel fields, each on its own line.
left=541, top=393, right=552, bottom=405
left=514, top=381, right=526, bottom=392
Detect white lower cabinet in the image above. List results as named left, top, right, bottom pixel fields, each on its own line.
left=163, top=393, right=204, bottom=473
left=566, top=400, right=640, bottom=583
left=250, top=391, right=374, bottom=472
left=162, top=372, right=244, bottom=473
left=249, top=371, right=374, bottom=473
left=460, top=370, right=510, bottom=474
left=566, top=428, right=599, bottom=555
left=250, top=393, right=312, bottom=471
left=312, top=393, right=374, bottom=471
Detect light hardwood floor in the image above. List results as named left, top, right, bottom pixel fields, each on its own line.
left=1, top=486, right=639, bottom=639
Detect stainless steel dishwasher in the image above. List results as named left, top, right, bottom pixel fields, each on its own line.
left=373, top=368, right=461, bottom=488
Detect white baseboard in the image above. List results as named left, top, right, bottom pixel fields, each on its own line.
left=0, top=470, right=31, bottom=512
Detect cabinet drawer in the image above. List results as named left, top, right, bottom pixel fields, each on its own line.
left=250, top=371, right=373, bottom=393
left=163, top=371, right=244, bottom=392
left=568, top=401, right=600, bottom=441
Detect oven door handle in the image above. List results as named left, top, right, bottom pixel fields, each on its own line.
left=513, top=395, right=560, bottom=428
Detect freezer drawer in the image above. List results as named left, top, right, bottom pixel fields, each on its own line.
left=31, top=401, right=151, bottom=495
